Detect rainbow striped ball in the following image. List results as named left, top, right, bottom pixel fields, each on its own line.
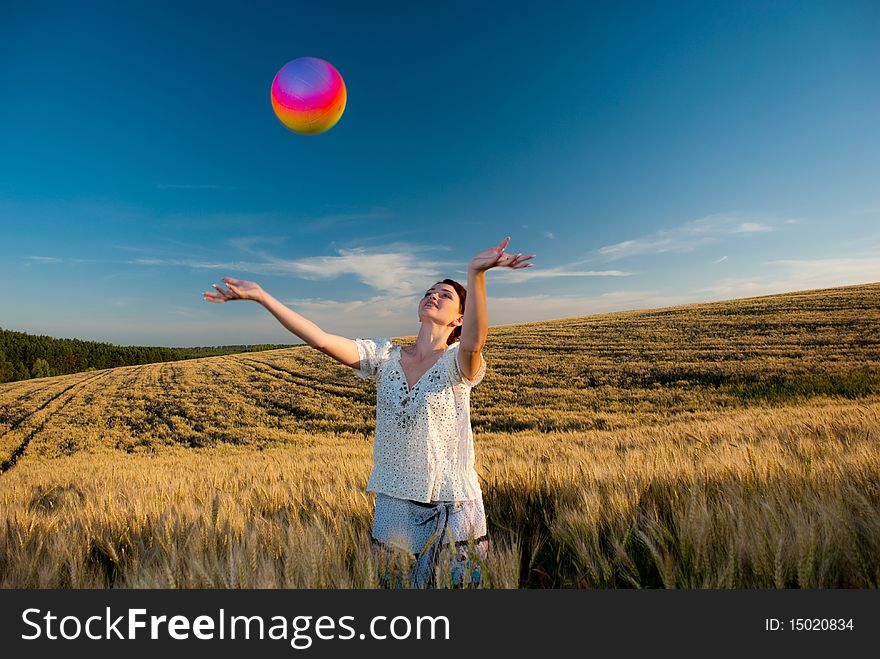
left=271, top=57, right=347, bottom=135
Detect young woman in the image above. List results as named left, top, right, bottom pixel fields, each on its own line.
left=203, top=236, right=534, bottom=587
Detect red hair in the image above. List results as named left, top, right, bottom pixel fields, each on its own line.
left=436, top=279, right=467, bottom=346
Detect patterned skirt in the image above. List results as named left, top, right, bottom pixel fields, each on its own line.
left=371, top=492, right=489, bottom=589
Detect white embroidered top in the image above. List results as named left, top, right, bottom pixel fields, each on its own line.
left=352, top=337, right=487, bottom=503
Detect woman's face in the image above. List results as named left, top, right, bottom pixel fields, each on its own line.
left=419, top=283, right=461, bottom=324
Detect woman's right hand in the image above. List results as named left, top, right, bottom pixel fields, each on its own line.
left=203, top=277, right=265, bottom=304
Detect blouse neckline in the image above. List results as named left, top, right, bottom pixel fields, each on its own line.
left=393, top=343, right=453, bottom=393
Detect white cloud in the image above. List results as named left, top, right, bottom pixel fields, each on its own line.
left=680, top=214, right=777, bottom=236
left=544, top=232, right=556, bottom=239
left=769, top=257, right=880, bottom=282
left=489, top=265, right=634, bottom=283
left=129, top=257, right=263, bottom=271
left=148, top=207, right=390, bottom=235
left=598, top=237, right=683, bottom=259
left=696, top=257, right=880, bottom=298
left=109, top=296, right=139, bottom=308
left=262, top=244, right=453, bottom=296
left=131, top=242, right=457, bottom=297
left=227, top=235, right=289, bottom=252
left=712, top=256, right=728, bottom=264
left=298, top=207, right=393, bottom=234
left=24, top=256, right=63, bottom=264
left=596, top=213, right=790, bottom=261
left=23, top=255, right=110, bottom=266
left=733, top=222, right=774, bottom=233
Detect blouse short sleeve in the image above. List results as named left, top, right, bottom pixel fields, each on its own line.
left=448, top=343, right=487, bottom=388
left=353, top=337, right=393, bottom=380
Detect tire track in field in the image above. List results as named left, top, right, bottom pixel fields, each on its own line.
left=0, top=369, right=117, bottom=474
left=232, top=356, right=375, bottom=435
left=143, top=360, right=238, bottom=444
left=92, top=364, right=169, bottom=451
left=236, top=356, right=373, bottom=406
left=0, top=378, right=63, bottom=407
left=235, top=356, right=319, bottom=390
left=0, top=377, right=87, bottom=434
left=141, top=362, right=190, bottom=435
left=0, top=372, right=108, bottom=446
left=78, top=364, right=151, bottom=450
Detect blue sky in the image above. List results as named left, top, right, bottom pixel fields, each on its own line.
left=1, top=0, right=878, bottom=347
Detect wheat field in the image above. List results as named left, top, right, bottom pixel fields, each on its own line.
left=1, top=282, right=879, bottom=588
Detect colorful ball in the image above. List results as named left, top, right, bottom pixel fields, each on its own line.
left=271, top=57, right=347, bottom=135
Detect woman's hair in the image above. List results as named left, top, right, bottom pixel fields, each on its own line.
left=438, top=278, right=467, bottom=346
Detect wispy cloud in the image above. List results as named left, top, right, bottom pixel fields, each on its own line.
left=262, top=244, right=452, bottom=295
left=544, top=232, right=556, bottom=239
left=298, top=207, right=393, bottom=234
left=131, top=242, right=457, bottom=296
left=733, top=222, right=774, bottom=233
left=696, top=257, right=880, bottom=298
left=153, top=207, right=394, bottom=235
left=489, top=264, right=634, bottom=283
left=680, top=214, right=780, bottom=236
left=24, top=256, right=63, bottom=264
left=768, top=257, right=880, bottom=283
left=598, top=237, right=682, bottom=259
left=283, top=294, right=409, bottom=322
left=712, top=255, right=728, bottom=264
left=597, top=213, right=787, bottom=261
left=23, top=255, right=99, bottom=265
left=108, top=296, right=139, bottom=308
left=227, top=235, right=289, bottom=252
left=129, top=257, right=273, bottom=272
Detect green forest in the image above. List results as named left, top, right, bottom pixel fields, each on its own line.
left=0, top=328, right=296, bottom=384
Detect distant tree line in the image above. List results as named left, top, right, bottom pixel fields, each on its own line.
left=0, top=328, right=298, bottom=383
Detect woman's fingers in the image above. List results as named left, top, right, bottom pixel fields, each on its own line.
left=204, top=289, right=230, bottom=303
left=505, top=253, right=535, bottom=268
left=213, top=283, right=238, bottom=300
left=226, top=283, right=245, bottom=299
left=205, top=277, right=252, bottom=302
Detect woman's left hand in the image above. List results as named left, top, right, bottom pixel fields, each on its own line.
left=468, top=236, right=535, bottom=273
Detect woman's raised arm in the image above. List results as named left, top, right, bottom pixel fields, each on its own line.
left=204, top=277, right=360, bottom=369
left=459, top=236, right=535, bottom=375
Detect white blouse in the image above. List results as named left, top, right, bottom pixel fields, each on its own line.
left=352, top=337, right=487, bottom=503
